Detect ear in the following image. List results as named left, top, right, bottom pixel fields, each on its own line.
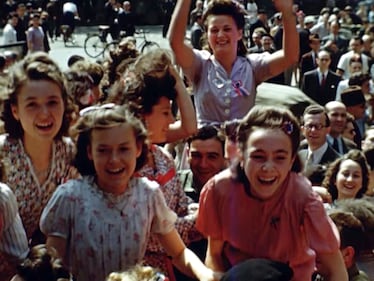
left=341, top=246, right=355, bottom=268
left=238, top=28, right=243, bottom=41
left=136, top=142, right=142, bottom=159
left=87, top=144, right=93, bottom=161
left=11, top=104, right=19, bottom=121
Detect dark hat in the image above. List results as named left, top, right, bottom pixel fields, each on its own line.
left=221, top=259, right=293, bottom=281
left=341, top=86, right=366, bottom=107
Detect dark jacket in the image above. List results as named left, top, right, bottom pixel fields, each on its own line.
left=301, top=69, right=341, bottom=105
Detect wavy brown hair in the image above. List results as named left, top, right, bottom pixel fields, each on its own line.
left=322, top=149, right=370, bottom=201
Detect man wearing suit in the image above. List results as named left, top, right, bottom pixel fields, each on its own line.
left=299, top=104, right=340, bottom=185
left=301, top=50, right=341, bottom=105
left=325, top=101, right=357, bottom=155
left=299, top=34, right=321, bottom=86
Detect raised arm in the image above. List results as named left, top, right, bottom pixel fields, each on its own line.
left=168, top=0, right=197, bottom=69
left=266, top=0, right=299, bottom=76
left=166, top=65, right=197, bottom=143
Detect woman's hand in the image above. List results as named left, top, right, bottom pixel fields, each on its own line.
left=199, top=268, right=224, bottom=281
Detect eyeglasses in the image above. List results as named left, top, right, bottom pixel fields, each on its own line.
left=318, top=58, right=330, bottom=62
left=304, top=123, right=326, bottom=130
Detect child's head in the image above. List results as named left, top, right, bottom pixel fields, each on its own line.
left=13, top=244, right=71, bottom=281
left=70, top=59, right=104, bottom=102
left=236, top=106, right=301, bottom=199
left=71, top=104, right=149, bottom=192
left=64, top=69, right=94, bottom=110
left=322, top=210, right=364, bottom=271
left=107, top=265, right=167, bottom=281
left=0, top=52, right=74, bottom=140
left=202, top=0, right=247, bottom=56
left=323, top=150, right=369, bottom=201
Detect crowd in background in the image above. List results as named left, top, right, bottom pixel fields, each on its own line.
left=2, top=0, right=374, bottom=281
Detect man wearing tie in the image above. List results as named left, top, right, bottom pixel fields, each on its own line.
left=325, top=101, right=357, bottom=155
left=301, top=50, right=341, bottom=105
left=299, top=34, right=321, bottom=85
left=298, top=104, right=340, bottom=185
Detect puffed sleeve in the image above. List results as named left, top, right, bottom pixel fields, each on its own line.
left=196, top=178, right=223, bottom=240
left=0, top=183, right=28, bottom=259
left=40, top=180, right=77, bottom=239
left=150, top=184, right=177, bottom=235
left=303, top=191, right=340, bottom=254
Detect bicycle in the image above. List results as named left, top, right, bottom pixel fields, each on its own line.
left=134, top=29, right=160, bottom=53
left=84, top=27, right=160, bottom=58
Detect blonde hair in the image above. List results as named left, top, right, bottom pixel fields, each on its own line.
left=107, top=265, right=165, bottom=281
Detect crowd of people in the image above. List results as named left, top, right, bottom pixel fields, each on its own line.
left=2, top=0, right=374, bottom=281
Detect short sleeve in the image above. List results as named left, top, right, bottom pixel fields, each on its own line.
left=40, top=181, right=75, bottom=239
left=247, top=52, right=271, bottom=85
left=304, top=191, right=340, bottom=254
left=182, top=49, right=210, bottom=87
left=0, top=184, right=18, bottom=232
left=0, top=183, right=28, bottom=259
left=150, top=186, right=177, bottom=235
left=196, top=178, right=223, bottom=239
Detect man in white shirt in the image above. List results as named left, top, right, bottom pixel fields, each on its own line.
left=337, top=36, right=370, bottom=79
left=62, top=1, right=79, bottom=33
left=3, top=12, right=18, bottom=45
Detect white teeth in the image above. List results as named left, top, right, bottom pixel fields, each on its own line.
left=259, top=177, right=276, bottom=182
left=37, top=122, right=52, bottom=127
left=108, top=168, right=123, bottom=173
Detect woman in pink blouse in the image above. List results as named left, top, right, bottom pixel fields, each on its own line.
left=196, top=106, right=348, bottom=280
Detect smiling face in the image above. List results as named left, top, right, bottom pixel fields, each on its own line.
left=11, top=80, right=64, bottom=144
left=143, top=96, right=174, bottom=144
left=206, top=14, right=242, bottom=58
left=188, top=138, right=226, bottom=189
left=336, top=159, right=363, bottom=200
left=302, top=113, right=330, bottom=150
left=87, top=123, right=141, bottom=194
left=242, top=128, right=294, bottom=200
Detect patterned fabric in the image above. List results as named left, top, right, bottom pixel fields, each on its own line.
left=0, top=183, right=29, bottom=280
left=40, top=176, right=177, bottom=281
left=136, top=145, right=202, bottom=274
left=0, top=135, right=79, bottom=239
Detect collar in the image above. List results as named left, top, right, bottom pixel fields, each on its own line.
left=309, top=142, right=328, bottom=164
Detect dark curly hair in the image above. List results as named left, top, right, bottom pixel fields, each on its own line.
left=201, top=0, right=247, bottom=56
left=70, top=104, right=149, bottom=175
left=0, top=52, right=75, bottom=139
left=322, top=149, right=370, bottom=201
left=108, top=49, right=177, bottom=119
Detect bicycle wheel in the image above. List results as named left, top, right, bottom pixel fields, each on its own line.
left=141, top=41, right=160, bottom=53
left=84, top=34, right=105, bottom=58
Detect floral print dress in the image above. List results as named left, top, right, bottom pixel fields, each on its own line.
left=40, top=176, right=177, bottom=281
left=0, top=135, right=79, bottom=240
